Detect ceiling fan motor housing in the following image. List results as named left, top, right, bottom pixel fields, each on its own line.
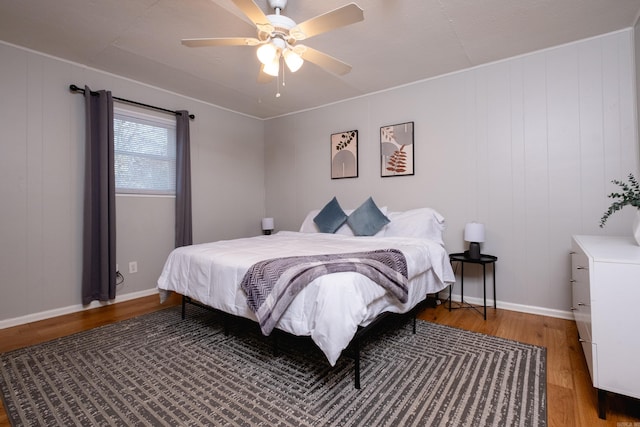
left=268, top=14, right=297, bottom=43
left=268, top=14, right=296, bottom=33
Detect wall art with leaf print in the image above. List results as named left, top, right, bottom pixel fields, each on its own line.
left=380, top=121, right=414, bottom=177
left=331, top=130, right=358, bottom=179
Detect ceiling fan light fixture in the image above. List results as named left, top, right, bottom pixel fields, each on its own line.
left=263, top=57, right=280, bottom=76
left=257, top=43, right=277, bottom=65
left=283, top=49, right=303, bottom=72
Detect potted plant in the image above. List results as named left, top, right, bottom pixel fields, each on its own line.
left=599, top=173, right=640, bottom=244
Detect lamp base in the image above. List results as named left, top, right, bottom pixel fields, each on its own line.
left=468, top=242, right=481, bottom=259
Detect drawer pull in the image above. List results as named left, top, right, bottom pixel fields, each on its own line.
left=576, top=266, right=588, bottom=270
left=569, top=251, right=576, bottom=255
left=570, top=307, right=577, bottom=311
left=569, top=279, right=576, bottom=283
left=578, top=302, right=589, bottom=307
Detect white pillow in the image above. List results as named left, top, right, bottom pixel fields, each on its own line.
left=384, top=208, right=445, bottom=245
left=300, top=209, right=322, bottom=233
left=299, top=206, right=388, bottom=236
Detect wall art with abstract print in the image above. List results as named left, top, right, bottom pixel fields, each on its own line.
left=331, top=130, right=358, bottom=179
left=380, top=122, right=414, bottom=177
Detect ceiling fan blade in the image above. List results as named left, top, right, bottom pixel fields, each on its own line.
left=181, top=37, right=261, bottom=47
left=231, top=0, right=270, bottom=27
left=300, top=46, right=352, bottom=76
left=290, top=3, right=364, bottom=41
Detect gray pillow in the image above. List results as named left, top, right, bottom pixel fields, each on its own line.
left=313, top=197, right=348, bottom=233
left=347, top=197, right=390, bottom=236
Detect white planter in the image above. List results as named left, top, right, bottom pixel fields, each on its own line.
left=633, top=210, right=640, bottom=245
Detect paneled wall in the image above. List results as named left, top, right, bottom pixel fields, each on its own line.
left=0, top=28, right=637, bottom=325
left=0, top=42, right=265, bottom=325
left=264, top=29, right=639, bottom=316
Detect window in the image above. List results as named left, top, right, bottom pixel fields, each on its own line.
left=114, top=108, right=176, bottom=195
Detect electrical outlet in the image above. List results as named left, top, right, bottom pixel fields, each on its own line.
left=129, top=261, right=138, bottom=274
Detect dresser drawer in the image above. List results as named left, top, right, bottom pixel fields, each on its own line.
left=571, top=252, right=590, bottom=289
left=570, top=251, right=592, bottom=342
left=571, top=281, right=592, bottom=342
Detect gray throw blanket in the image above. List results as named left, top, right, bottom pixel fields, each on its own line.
left=240, top=249, right=408, bottom=336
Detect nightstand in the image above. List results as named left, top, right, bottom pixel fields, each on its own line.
left=448, top=252, right=498, bottom=320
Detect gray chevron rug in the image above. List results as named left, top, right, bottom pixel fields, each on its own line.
left=0, top=305, right=546, bottom=426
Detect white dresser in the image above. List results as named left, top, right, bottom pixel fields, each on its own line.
left=571, top=235, right=640, bottom=419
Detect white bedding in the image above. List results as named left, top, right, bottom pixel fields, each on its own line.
left=157, top=230, right=455, bottom=365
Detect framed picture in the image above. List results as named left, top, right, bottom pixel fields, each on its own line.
left=331, top=130, right=358, bottom=179
left=380, top=121, right=414, bottom=177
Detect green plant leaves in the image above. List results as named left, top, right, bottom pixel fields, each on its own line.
left=599, top=173, right=640, bottom=227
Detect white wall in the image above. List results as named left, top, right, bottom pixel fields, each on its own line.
left=1, top=28, right=637, bottom=326
left=0, top=42, right=265, bottom=325
left=264, top=29, right=639, bottom=317
left=636, top=18, right=640, bottom=132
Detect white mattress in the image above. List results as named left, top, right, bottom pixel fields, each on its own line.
left=157, top=231, right=455, bottom=365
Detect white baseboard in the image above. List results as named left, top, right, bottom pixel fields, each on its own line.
left=444, top=293, right=575, bottom=321
left=0, top=288, right=160, bottom=330
left=1, top=289, right=575, bottom=330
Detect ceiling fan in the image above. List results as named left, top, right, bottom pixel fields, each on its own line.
left=181, top=0, right=364, bottom=80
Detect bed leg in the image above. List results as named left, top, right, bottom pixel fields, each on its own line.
left=413, top=314, right=417, bottom=334
left=223, top=314, right=230, bottom=336
left=272, top=333, right=279, bottom=357
left=181, top=295, right=186, bottom=319
left=354, top=338, right=361, bottom=390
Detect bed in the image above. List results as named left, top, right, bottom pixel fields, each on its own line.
left=157, top=201, right=455, bottom=387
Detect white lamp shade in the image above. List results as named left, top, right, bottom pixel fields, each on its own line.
left=464, top=222, right=485, bottom=243
left=257, top=43, right=277, bottom=65
left=263, top=57, right=280, bottom=76
left=261, top=217, right=274, bottom=231
left=283, top=49, right=303, bottom=72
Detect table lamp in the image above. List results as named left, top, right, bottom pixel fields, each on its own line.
left=261, top=217, right=274, bottom=235
left=464, top=222, right=485, bottom=260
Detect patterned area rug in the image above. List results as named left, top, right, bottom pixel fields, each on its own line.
left=0, top=306, right=546, bottom=426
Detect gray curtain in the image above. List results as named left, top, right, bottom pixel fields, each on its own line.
left=81, top=86, right=116, bottom=304
left=175, top=110, right=192, bottom=247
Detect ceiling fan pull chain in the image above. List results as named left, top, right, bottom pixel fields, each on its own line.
left=282, top=56, right=286, bottom=87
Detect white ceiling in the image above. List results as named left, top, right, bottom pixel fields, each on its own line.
left=1, top=0, right=639, bottom=119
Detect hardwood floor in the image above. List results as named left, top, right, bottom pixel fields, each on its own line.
left=0, top=295, right=638, bottom=426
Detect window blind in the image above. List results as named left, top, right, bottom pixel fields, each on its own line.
left=114, top=109, right=176, bottom=195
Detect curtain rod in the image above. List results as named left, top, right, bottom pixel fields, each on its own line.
left=69, top=84, right=195, bottom=120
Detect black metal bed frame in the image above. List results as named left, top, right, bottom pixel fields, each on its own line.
left=180, top=295, right=423, bottom=389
